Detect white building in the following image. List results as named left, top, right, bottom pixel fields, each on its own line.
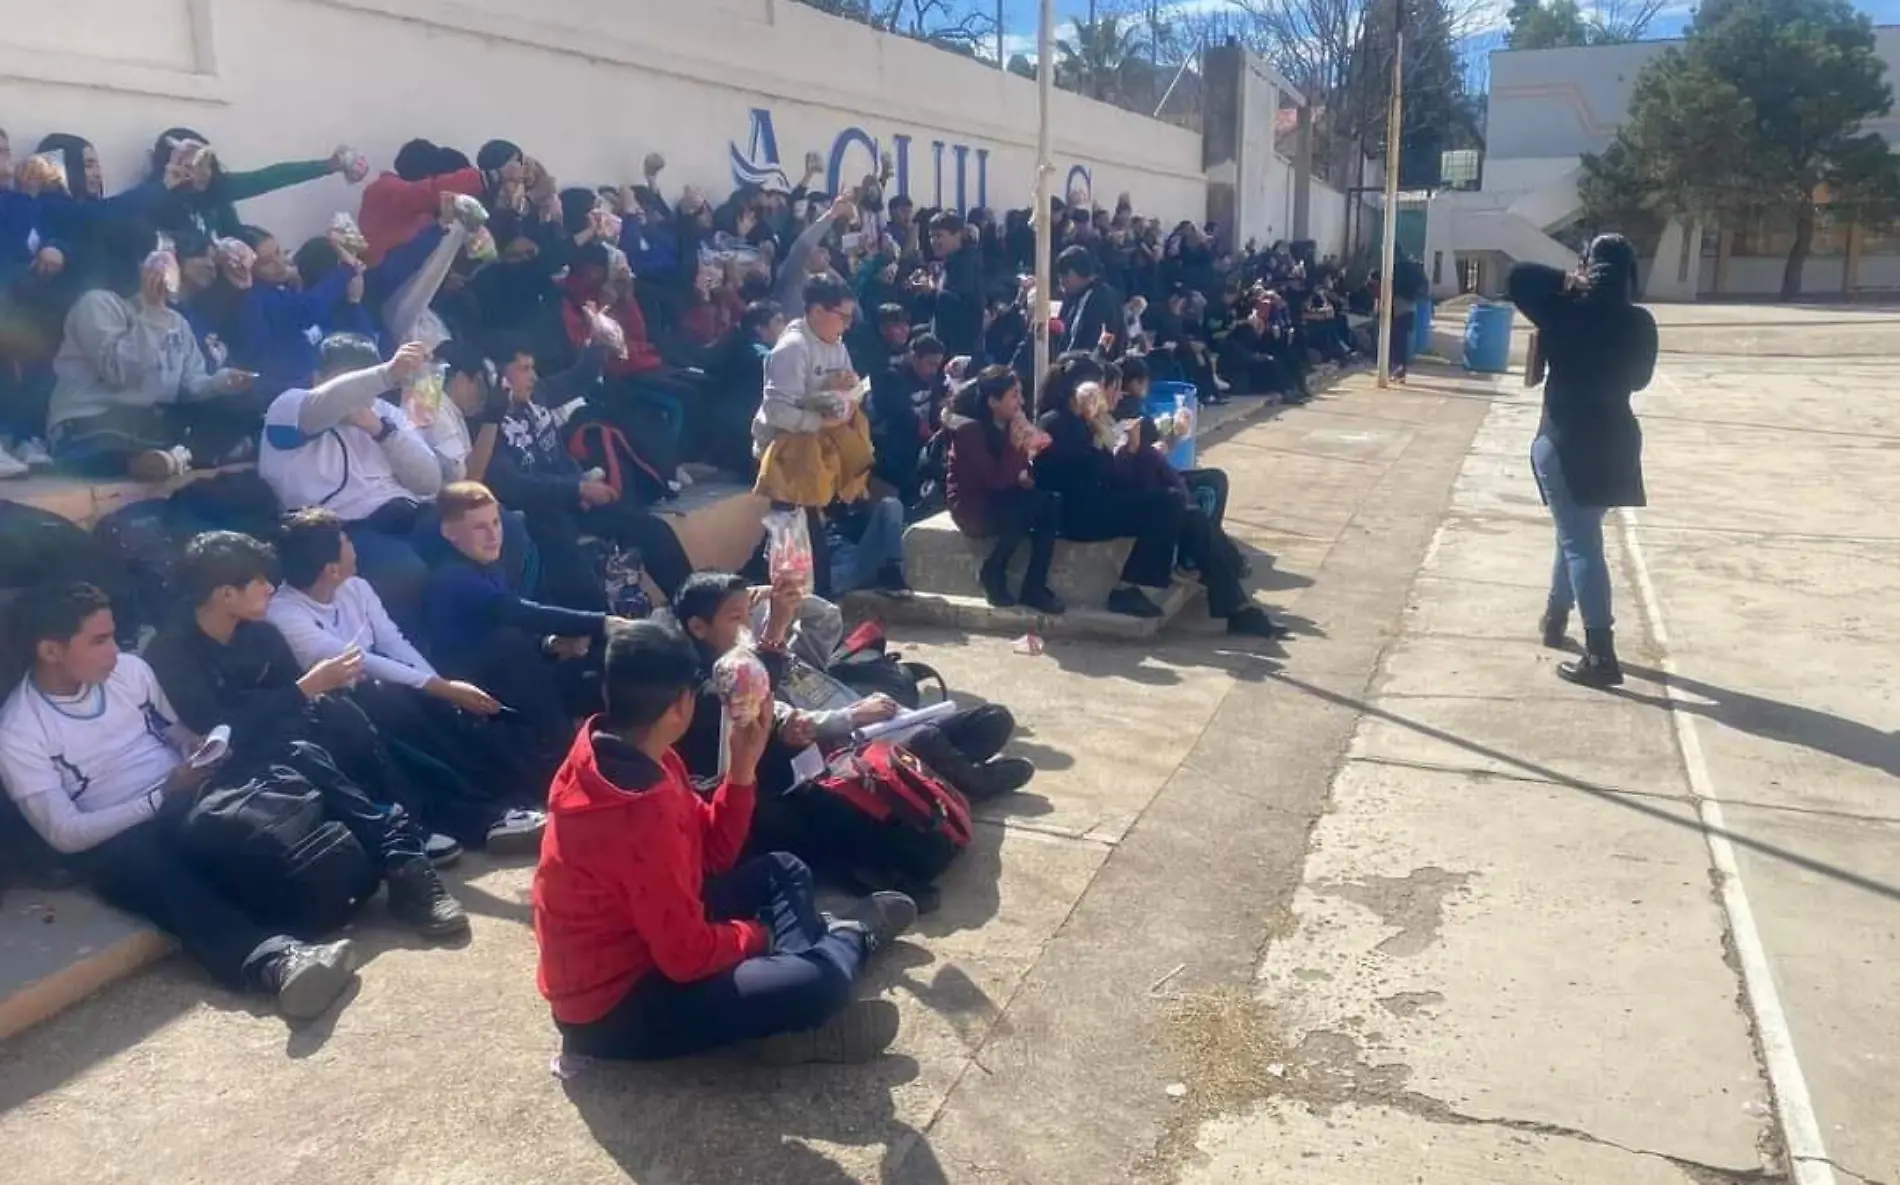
left=1428, top=31, right=1900, bottom=299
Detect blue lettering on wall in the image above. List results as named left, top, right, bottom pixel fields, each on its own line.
left=1065, top=164, right=1094, bottom=208
left=730, top=108, right=998, bottom=212
left=891, top=134, right=913, bottom=200
left=827, top=127, right=879, bottom=197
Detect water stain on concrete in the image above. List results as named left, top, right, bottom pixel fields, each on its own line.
left=1314, top=865, right=1473, bottom=957
left=1378, top=989, right=1447, bottom=1018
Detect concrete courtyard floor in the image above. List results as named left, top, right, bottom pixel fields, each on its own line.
left=2, top=304, right=1896, bottom=1184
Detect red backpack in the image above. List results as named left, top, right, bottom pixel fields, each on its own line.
left=801, top=741, right=972, bottom=894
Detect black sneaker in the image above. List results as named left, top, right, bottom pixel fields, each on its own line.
left=424, top=832, right=463, bottom=869
left=385, top=858, right=470, bottom=938
left=1227, top=606, right=1291, bottom=639
left=1021, top=585, right=1065, bottom=615
left=876, top=563, right=914, bottom=599
left=264, top=939, right=358, bottom=1021
left=754, top=999, right=901, bottom=1065
left=966, top=756, right=1035, bottom=799
left=843, top=890, right=919, bottom=954
left=1106, top=587, right=1164, bottom=618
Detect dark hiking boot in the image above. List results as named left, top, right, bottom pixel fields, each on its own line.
left=875, top=563, right=914, bottom=599
left=754, top=999, right=902, bottom=1065
left=385, top=858, right=470, bottom=938
left=966, top=756, right=1035, bottom=799
left=1540, top=611, right=1570, bottom=649
left=1557, top=628, right=1624, bottom=688
left=265, top=939, right=358, bottom=1021
left=1106, top=586, right=1164, bottom=618
left=1021, top=584, right=1065, bottom=615
left=981, top=561, right=1018, bottom=608
left=1227, top=605, right=1291, bottom=639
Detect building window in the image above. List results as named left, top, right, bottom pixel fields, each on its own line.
left=1731, top=206, right=1849, bottom=257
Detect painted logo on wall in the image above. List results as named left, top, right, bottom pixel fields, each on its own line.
left=730, top=107, right=1099, bottom=214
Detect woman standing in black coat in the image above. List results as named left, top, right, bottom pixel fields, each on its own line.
left=1508, top=234, right=1658, bottom=687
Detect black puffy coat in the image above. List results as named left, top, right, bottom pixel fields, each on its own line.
left=1508, top=261, right=1658, bottom=507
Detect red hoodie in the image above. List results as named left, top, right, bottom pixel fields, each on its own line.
left=357, top=167, right=484, bottom=267
left=533, top=721, right=765, bottom=1024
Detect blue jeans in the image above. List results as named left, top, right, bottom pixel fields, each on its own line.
left=554, top=853, right=869, bottom=1060
left=1531, top=434, right=1613, bottom=630
left=829, top=495, right=906, bottom=594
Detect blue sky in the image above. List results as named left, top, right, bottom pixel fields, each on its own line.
left=988, top=0, right=1900, bottom=86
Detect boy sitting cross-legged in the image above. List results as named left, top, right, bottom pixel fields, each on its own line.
left=533, top=618, right=916, bottom=1064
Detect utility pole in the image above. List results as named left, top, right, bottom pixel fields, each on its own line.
left=997, top=0, right=1005, bottom=68
left=1033, top=0, right=1057, bottom=399
left=1375, top=0, right=1405, bottom=390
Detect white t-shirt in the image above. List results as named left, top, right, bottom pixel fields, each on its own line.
left=259, top=387, right=423, bottom=522
left=267, top=579, right=437, bottom=690
left=0, top=655, right=185, bottom=854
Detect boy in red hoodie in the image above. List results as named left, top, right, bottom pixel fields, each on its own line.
left=534, top=619, right=916, bottom=1064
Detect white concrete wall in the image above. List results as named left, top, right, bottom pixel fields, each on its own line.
left=1307, top=177, right=1357, bottom=260
left=0, top=0, right=1208, bottom=245
left=1233, top=56, right=1293, bottom=249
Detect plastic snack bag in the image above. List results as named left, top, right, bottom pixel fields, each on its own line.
left=336, top=146, right=370, bottom=185
left=581, top=301, right=627, bottom=359
left=713, top=645, right=772, bottom=725
left=146, top=234, right=181, bottom=298
left=464, top=225, right=498, bottom=264
left=764, top=508, right=815, bottom=597
left=328, top=212, right=369, bottom=257
left=403, top=362, right=448, bottom=430
left=213, top=236, right=255, bottom=285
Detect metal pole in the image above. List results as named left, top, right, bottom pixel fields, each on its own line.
left=997, top=0, right=1005, bottom=68
left=1033, top=0, right=1057, bottom=401
left=1375, top=24, right=1404, bottom=389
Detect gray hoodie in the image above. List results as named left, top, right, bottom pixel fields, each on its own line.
left=49, top=289, right=225, bottom=429
left=752, top=316, right=856, bottom=458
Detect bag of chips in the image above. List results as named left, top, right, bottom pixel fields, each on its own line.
left=328, top=213, right=369, bottom=257
left=764, top=508, right=814, bottom=597
left=713, top=645, right=772, bottom=725
left=464, top=225, right=498, bottom=264
left=335, top=146, right=370, bottom=185
left=402, top=362, right=448, bottom=430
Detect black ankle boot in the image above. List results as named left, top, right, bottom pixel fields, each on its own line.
left=1540, top=610, right=1569, bottom=649
left=1557, top=628, right=1623, bottom=687
left=981, top=562, right=1017, bottom=608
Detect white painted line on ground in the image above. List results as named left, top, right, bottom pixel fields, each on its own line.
left=1621, top=368, right=1836, bottom=1185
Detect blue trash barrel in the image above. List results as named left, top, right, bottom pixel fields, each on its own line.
left=1145, top=381, right=1198, bottom=470
left=1463, top=302, right=1515, bottom=373
left=1412, top=298, right=1434, bottom=356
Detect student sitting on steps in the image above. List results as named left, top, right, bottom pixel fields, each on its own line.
left=143, top=531, right=469, bottom=938
left=0, top=582, right=358, bottom=1020
left=267, top=508, right=552, bottom=851
left=534, top=618, right=915, bottom=1064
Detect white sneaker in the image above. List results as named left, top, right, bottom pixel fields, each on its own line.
left=485, top=808, right=547, bottom=857
left=13, top=437, right=52, bottom=471
left=0, top=444, right=28, bottom=480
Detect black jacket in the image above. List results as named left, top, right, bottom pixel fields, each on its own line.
left=1508, top=262, right=1657, bottom=508
left=1055, top=279, right=1125, bottom=358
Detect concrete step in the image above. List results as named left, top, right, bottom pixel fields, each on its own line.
left=844, top=578, right=1205, bottom=641
left=0, top=888, right=172, bottom=1042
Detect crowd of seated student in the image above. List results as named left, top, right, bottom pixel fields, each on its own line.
left=0, top=116, right=1383, bottom=1064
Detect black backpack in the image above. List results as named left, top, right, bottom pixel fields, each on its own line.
left=179, top=742, right=378, bottom=937
left=92, top=501, right=189, bottom=640
left=826, top=621, right=947, bottom=710
left=0, top=500, right=138, bottom=661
